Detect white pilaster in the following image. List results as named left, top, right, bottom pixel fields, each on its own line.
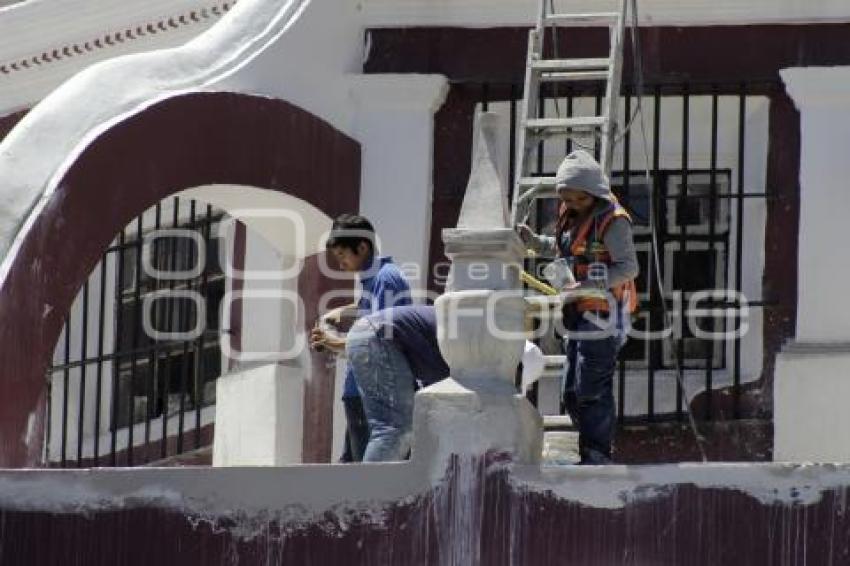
left=774, top=67, right=850, bottom=462
left=213, top=363, right=304, bottom=466
left=349, top=74, right=449, bottom=296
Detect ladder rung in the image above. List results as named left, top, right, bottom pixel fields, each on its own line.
left=525, top=116, right=606, bottom=131
left=543, top=415, right=575, bottom=429
left=539, top=70, right=610, bottom=83
left=542, top=355, right=567, bottom=376
left=531, top=58, right=610, bottom=72
left=544, top=12, right=620, bottom=27
left=518, top=176, right=557, bottom=189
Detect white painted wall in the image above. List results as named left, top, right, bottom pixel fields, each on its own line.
left=213, top=362, right=305, bottom=466
left=775, top=345, right=850, bottom=462
left=781, top=67, right=850, bottom=343
left=774, top=66, right=850, bottom=462
left=350, top=74, right=448, bottom=295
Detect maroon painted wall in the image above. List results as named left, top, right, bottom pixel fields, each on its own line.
left=0, top=110, right=27, bottom=142
left=1, top=459, right=849, bottom=565
left=0, top=92, right=360, bottom=467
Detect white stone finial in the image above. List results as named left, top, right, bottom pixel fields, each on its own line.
left=456, top=112, right=510, bottom=230
left=419, top=109, right=542, bottom=466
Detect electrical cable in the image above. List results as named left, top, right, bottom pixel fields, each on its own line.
left=627, top=0, right=708, bottom=461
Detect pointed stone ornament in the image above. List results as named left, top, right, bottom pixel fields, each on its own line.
left=424, top=110, right=543, bottom=466
left=442, top=111, right=526, bottom=292
left=456, top=112, right=510, bottom=230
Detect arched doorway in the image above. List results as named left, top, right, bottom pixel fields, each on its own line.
left=0, top=92, right=360, bottom=467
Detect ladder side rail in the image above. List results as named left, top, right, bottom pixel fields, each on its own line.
left=512, top=28, right=543, bottom=226
left=601, top=13, right=625, bottom=177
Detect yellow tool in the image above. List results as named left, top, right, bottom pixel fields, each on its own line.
left=521, top=270, right=558, bottom=296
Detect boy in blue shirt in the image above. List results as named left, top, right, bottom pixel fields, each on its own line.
left=309, top=214, right=411, bottom=462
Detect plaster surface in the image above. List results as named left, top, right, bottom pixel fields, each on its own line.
left=213, top=363, right=305, bottom=466
left=772, top=66, right=850, bottom=462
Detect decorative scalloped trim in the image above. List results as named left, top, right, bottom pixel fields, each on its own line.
left=0, top=1, right=235, bottom=76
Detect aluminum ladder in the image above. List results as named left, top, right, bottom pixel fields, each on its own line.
left=510, top=0, right=628, bottom=227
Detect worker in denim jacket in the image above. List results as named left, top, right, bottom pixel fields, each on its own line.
left=519, top=150, right=639, bottom=464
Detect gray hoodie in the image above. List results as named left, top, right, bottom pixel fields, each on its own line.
left=527, top=151, right=639, bottom=288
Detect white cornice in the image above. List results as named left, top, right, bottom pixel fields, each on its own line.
left=781, top=66, right=850, bottom=109
left=0, top=0, right=233, bottom=115
left=359, top=0, right=850, bottom=28
left=348, top=73, right=449, bottom=113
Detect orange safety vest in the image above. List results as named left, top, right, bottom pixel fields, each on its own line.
left=556, top=200, right=638, bottom=314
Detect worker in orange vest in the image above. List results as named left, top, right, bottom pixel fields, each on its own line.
left=519, top=150, right=639, bottom=464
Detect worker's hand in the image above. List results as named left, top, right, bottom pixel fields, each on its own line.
left=309, top=326, right=325, bottom=349
left=322, top=308, right=343, bottom=328
left=516, top=223, right=537, bottom=244
left=309, top=325, right=346, bottom=354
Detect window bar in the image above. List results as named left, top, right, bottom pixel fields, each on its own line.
left=647, top=86, right=661, bottom=422
left=194, top=204, right=214, bottom=448
left=622, top=87, right=632, bottom=201
left=734, top=86, right=746, bottom=418
left=144, top=203, right=162, bottom=459
left=705, top=87, right=720, bottom=421
left=110, top=229, right=126, bottom=466
left=61, top=315, right=71, bottom=468
left=161, top=198, right=182, bottom=457
left=76, top=280, right=89, bottom=467
left=126, top=215, right=145, bottom=465
left=566, top=87, right=574, bottom=155
left=508, top=84, right=518, bottom=206
left=143, top=209, right=157, bottom=455
left=176, top=201, right=198, bottom=454
left=45, top=370, right=52, bottom=464
left=93, top=259, right=108, bottom=465
left=535, top=88, right=545, bottom=235
left=149, top=204, right=170, bottom=460
left=676, top=86, right=690, bottom=421
left=594, top=90, right=602, bottom=161
left=143, top=338, right=156, bottom=460
left=618, top=88, right=632, bottom=425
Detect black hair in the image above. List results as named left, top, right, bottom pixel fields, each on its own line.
left=325, top=213, right=375, bottom=254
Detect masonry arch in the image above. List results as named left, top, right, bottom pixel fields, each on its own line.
left=0, top=92, right=360, bottom=466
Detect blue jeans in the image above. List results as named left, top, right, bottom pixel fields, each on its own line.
left=346, top=319, right=416, bottom=462
left=339, top=396, right=369, bottom=463
left=563, top=314, right=622, bottom=464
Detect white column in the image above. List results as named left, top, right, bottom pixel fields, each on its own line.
left=781, top=67, right=850, bottom=343
left=213, top=362, right=305, bottom=466
left=349, top=74, right=449, bottom=297
left=774, top=67, right=850, bottom=462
